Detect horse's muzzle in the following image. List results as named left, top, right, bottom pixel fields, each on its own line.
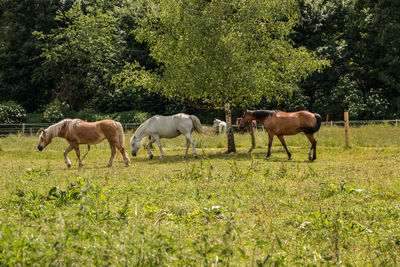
left=38, top=145, right=43, bottom=151
left=131, top=152, right=136, bottom=156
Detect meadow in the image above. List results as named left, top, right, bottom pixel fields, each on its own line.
left=0, top=124, right=400, bottom=266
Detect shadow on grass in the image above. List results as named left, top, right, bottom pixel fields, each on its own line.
left=128, top=150, right=314, bottom=164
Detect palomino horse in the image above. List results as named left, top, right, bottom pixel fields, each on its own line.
left=38, top=119, right=130, bottom=168
left=213, top=118, right=227, bottom=134
left=130, top=113, right=206, bottom=159
left=239, top=110, right=321, bottom=161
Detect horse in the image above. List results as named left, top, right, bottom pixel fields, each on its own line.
left=37, top=119, right=130, bottom=168
left=239, top=110, right=321, bottom=161
left=236, top=117, right=257, bottom=133
left=213, top=118, right=227, bottom=134
left=130, top=113, right=207, bottom=159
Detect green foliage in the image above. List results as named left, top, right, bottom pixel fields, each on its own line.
left=122, top=0, right=328, bottom=109
left=0, top=101, right=27, bottom=123
left=25, top=113, right=45, bottom=123
left=294, top=0, right=400, bottom=119
left=43, top=99, right=71, bottom=122
left=34, top=0, right=126, bottom=110
left=0, top=0, right=63, bottom=112
left=72, top=108, right=99, bottom=122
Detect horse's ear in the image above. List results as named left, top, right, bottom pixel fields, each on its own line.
left=42, top=130, right=46, bottom=136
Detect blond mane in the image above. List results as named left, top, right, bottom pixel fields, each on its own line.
left=44, top=119, right=82, bottom=139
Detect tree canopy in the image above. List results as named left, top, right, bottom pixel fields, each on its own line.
left=115, top=0, right=328, bottom=151
left=0, top=0, right=399, bottom=122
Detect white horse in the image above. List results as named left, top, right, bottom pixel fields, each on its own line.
left=130, top=113, right=206, bottom=159
left=213, top=118, right=227, bottom=134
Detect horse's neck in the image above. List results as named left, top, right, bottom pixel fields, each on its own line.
left=134, top=124, right=149, bottom=141
left=250, top=114, right=267, bottom=125
left=47, top=120, right=69, bottom=139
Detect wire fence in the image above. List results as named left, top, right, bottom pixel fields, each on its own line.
left=0, top=119, right=399, bottom=136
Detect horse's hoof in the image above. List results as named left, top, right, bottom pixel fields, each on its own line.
left=149, top=155, right=153, bottom=159
left=66, top=163, right=71, bottom=168
left=265, top=156, right=270, bottom=160
left=194, top=155, right=198, bottom=159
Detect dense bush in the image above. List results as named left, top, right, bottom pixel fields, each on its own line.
left=0, top=101, right=27, bottom=123
left=68, top=109, right=151, bottom=123
left=25, top=113, right=44, bottom=123
left=72, top=108, right=99, bottom=122
left=97, top=110, right=151, bottom=123
left=43, top=100, right=70, bottom=122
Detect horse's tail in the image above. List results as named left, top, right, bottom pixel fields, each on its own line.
left=189, top=115, right=207, bottom=134
left=301, top=113, right=322, bottom=134
left=116, top=121, right=125, bottom=146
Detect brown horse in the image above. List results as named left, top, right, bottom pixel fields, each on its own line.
left=236, top=117, right=257, bottom=133
left=239, top=110, right=321, bottom=161
left=37, top=119, right=130, bottom=168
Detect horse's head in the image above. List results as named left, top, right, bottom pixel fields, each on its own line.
left=37, top=130, right=52, bottom=151
left=130, top=134, right=141, bottom=156
left=238, top=110, right=252, bottom=130
left=213, top=119, right=219, bottom=128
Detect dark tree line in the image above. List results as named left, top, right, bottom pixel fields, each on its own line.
left=1, top=0, right=399, bottom=122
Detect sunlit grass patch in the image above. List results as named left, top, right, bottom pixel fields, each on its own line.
left=0, top=124, right=399, bottom=265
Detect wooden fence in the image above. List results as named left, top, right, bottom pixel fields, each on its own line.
left=0, top=119, right=399, bottom=136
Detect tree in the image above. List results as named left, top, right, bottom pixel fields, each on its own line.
left=0, top=0, right=68, bottom=112
left=116, top=0, right=328, bottom=152
left=34, top=0, right=126, bottom=110
left=294, top=0, right=400, bottom=119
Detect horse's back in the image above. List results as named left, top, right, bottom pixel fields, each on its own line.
left=269, top=111, right=318, bottom=135
left=72, top=119, right=122, bottom=144
left=144, top=113, right=193, bottom=138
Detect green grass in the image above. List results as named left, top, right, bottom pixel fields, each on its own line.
left=0, top=125, right=400, bottom=266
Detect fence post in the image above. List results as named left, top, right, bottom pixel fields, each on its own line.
left=30, top=128, right=33, bottom=136
left=22, top=123, right=25, bottom=135
left=344, top=112, right=349, bottom=147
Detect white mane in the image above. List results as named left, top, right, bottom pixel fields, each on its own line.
left=44, top=119, right=82, bottom=139
left=131, top=118, right=150, bottom=141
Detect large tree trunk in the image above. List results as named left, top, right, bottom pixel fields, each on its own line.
left=224, top=102, right=236, bottom=153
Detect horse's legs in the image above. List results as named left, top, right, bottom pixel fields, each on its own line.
left=277, top=135, right=291, bottom=160
left=305, top=134, right=317, bottom=161
left=147, top=136, right=155, bottom=159
left=115, top=142, right=130, bottom=167
left=64, top=145, right=74, bottom=168
left=184, top=138, right=190, bottom=159
left=266, top=132, right=274, bottom=159
left=153, top=134, right=165, bottom=159
left=183, top=133, right=197, bottom=159
left=107, top=143, right=116, bottom=167
left=72, top=143, right=83, bottom=168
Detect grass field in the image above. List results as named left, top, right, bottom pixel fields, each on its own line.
left=1, top=125, right=400, bottom=266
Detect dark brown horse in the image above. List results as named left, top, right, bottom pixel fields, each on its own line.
left=239, top=110, right=321, bottom=161
left=236, top=117, right=257, bottom=133
left=38, top=119, right=130, bottom=168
